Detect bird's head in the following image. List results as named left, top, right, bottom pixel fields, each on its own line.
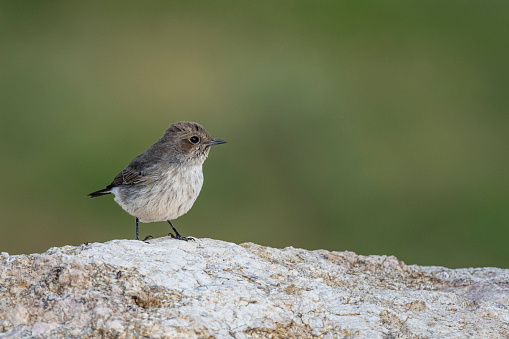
left=162, top=121, right=226, bottom=164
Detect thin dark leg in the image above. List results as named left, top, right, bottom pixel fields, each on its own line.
left=167, top=220, right=181, bottom=238
left=167, top=220, right=194, bottom=241
left=136, top=217, right=152, bottom=242
left=136, top=217, right=139, bottom=240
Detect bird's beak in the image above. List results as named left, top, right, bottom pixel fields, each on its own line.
left=207, top=139, right=227, bottom=146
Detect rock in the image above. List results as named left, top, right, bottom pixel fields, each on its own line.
left=0, top=238, right=508, bottom=338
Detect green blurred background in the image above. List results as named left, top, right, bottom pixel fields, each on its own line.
left=1, top=1, right=508, bottom=268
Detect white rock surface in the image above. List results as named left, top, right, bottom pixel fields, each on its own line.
left=1, top=238, right=508, bottom=338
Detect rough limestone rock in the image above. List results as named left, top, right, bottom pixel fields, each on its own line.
left=1, top=238, right=508, bottom=338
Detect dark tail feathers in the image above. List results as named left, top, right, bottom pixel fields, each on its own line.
left=87, top=188, right=111, bottom=198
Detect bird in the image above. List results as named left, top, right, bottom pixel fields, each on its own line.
left=87, top=121, right=226, bottom=241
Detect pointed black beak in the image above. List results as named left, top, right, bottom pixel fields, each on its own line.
left=207, top=139, right=227, bottom=146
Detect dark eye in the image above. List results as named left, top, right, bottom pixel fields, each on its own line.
left=189, top=136, right=200, bottom=144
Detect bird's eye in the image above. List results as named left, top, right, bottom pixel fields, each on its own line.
left=189, top=136, right=200, bottom=144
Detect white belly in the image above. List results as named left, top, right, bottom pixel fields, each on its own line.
left=112, top=165, right=204, bottom=223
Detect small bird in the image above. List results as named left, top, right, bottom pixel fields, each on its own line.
left=88, top=121, right=226, bottom=241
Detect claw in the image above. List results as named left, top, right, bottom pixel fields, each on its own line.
left=169, top=232, right=195, bottom=241
left=142, top=235, right=153, bottom=242
left=166, top=220, right=194, bottom=241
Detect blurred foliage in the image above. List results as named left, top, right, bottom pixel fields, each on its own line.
left=1, top=1, right=508, bottom=268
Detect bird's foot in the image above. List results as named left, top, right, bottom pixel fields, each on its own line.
left=142, top=235, right=153, bottom=243
left=168, top=232, right=195, bottom=241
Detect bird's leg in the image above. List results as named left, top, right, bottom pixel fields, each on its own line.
left=136, top=217, right=152, bottom=243
left=167, top=220, right=195, bottom=241
left=136, top=217, right=139, bottom=240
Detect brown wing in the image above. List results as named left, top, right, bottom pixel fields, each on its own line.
left=88, top=166, right=149, bottom=198
left=108, top=160, right=158, bottom=188
left=109, top=169, right=142, bottom=186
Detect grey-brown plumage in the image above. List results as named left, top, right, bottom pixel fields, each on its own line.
left=88, top=121, right=226, bottom=241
